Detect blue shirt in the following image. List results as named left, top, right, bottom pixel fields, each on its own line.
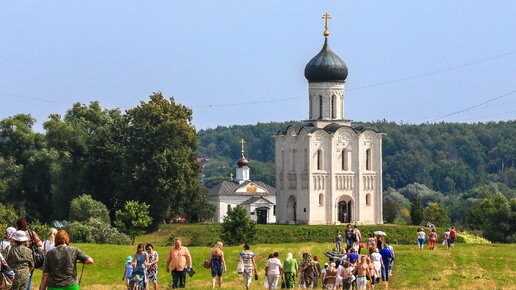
left=125, top=262, right=133, bottom=278
left=348, top=253, right=359, bottom=263
left=379, top=248, right=393, bottom=264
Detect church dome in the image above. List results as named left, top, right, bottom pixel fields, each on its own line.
left=237, top=156, right=249, bottom=167
left=304, top=38, right=348, bottom=83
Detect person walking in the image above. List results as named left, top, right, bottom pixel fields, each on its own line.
left=166, top=237, right=192, bottom=289
left=325, top=262, right=338, bottom=290
left=239, top=243, right=257, bottom=290
left=428, top=228, right=438, bottom=250
left=16, top=218, right=43, bottom=249
left=146, top=243, right=159, bottom=290
left=265, top=252, right=283, bottom=289
left=6, top=230, right=34, bottom=290
left=210, top=241, right=226, bottom=288
left=443, top=229, right=450, bottom=249
left=340, top=261, right=354, bottom=290
left=449, top=227, right=457, bottom=248
left=379, top=245, right=394, bottom=282
left=345, top=224, right=355, bottom=249
left=416, top=228, right=426, bottom=250
left=353, top=225, right=362, bottom=254
left=298, top=253, right=317, bottom=288
left=39, top=229, right=93, bottom=290
left=133, top=243, right=149, bottom=287
left=335, top=230, right=343, bottom=253
left=0, top=227, right=16, bottom=256
left=355, top=256, right=370, bottom=290
left=313, top=255, right=322, bottom=288
left=42, top=228, right=58, bottom=254
left=283, top=253, right=298, bottom=289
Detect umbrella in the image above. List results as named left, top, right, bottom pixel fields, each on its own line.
left=374, top=231, right=387, bottom=236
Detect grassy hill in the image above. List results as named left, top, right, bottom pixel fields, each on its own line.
left=27, top=242, right=515, bottom=289
left=135, top=223, right=486, bottom=247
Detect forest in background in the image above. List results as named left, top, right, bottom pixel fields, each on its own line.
left=198, top=120, right=516, bottom=242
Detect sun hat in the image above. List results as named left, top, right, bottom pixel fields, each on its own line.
left=12, top=230, right=28, bottom=242
left=6, top=227, right=16, bottom=239
left=126, top=256, right=133, bottom=263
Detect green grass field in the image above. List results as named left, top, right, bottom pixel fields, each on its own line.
left=27, top=242, right=515, bottom=290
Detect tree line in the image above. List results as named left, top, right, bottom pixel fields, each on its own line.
left=198, top=120, right=516, bottom=242
left=0, top=93, right=213, bottom=228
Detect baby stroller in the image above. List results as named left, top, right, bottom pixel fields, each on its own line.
left=129, top=269, right=147, bottom=290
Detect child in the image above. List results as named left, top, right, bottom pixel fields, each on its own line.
left=321, top=262, right=329, bottom=289
left=335, top=230, right=343, bottom=253
left=122, top=256, right=133, bottom=289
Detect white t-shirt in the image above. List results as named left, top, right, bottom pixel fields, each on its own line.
left=417, top=231, right=426, bottom=239
left=266, top=257, right=282, bottom=275
left=321, top=268, right=327, bottom=279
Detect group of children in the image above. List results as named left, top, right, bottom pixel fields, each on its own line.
left=416, top=226, right=457, bottom=250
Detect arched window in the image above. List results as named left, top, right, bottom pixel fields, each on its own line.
left=366, top=149, right=372, bottom=170
left=291, top=149, right=296, bottom=171
left=319, top=95, right=323, bottom=119
left=319, top=193, right=324, bottom=206
left=317, top=150, right=323, bottom=170
left=341, top=149, right=349, bottom=171
left=331, top=95, right=336, bottom=118
left=366, top=194, right=371, bottom=206
left=227, top=204, right=231, bottom=212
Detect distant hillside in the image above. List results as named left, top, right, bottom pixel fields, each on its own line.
left=198, top=120, right=516, bottom=194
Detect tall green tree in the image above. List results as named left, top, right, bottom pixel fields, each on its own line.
left=121, top=92, right=208, bottom=226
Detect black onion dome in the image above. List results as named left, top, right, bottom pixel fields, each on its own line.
left=304, top=38, right=348, bottom=82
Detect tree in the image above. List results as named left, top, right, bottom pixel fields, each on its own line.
left=423, top=202, right=450, bottom=227
left=465, top=192, right=513, bottom=243
left=383, top=199, right=398, bottom=223
left=120, top=93, right=207, bottom=227
left=115, top=200, right=153, bottom=244
left=410, top=195, right=424, bottom=226
left=69, top=194, right=111, bottom=224
left=221, top=206, right=256, bottom=245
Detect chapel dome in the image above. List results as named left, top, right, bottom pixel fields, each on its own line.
left=304, top=38, right=348, bottom=83
left=237, top=156, right=249, bottom=167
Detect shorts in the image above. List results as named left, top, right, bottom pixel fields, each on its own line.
left=211, top=259, right=223, bottom=277
left=357, top=276, right=367, bottom=289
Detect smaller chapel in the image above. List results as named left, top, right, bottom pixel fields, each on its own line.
left=208, top=140, right=277, bottom=224
left=275, top=14, right=383, bottom=225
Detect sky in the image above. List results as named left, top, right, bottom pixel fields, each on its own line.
left=0, top=1, right=515, bottom=131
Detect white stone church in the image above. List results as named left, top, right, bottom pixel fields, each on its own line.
left=208, top=142, right=277, bottom=224
left=275, top=19, right=383, bottom=225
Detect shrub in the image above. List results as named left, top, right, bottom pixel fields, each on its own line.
left=221, top=206, right=256, bottom=245
left=69, top=194, right=111, bottom=225
left=115, top=201, right=152, bottom=244
left=66, top=218, right=131, bottom=245
left=0, top=203, right=18, bottom=226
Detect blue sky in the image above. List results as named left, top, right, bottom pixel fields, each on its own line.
left=0, top=1, right=515, bottom=130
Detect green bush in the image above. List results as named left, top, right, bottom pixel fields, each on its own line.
left=221, top=206, right=256, bottom=246
left=69, top=194, right=111, bottom=224
left=66, top=219, right=130, bottom=245
left=0, top=203, right=18, bottom=226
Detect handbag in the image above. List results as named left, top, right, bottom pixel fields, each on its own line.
left=0, top=253, right=14, bottom=281
left=236, top=261, right=244, bottom=274
left=0, top=272, right=13, bottom=290
left=28, top=231, right=44, bottom=269
left=203, top=258, right=211, bottom=269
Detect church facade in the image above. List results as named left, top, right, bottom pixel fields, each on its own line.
left=275, top=18, right=383, bottom=225
left=208, top=141, right=277, bottom=224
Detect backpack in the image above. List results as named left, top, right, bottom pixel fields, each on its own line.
left=28, top=231, right=44, bottom=269
left=450, top=230, right=456, bottom=239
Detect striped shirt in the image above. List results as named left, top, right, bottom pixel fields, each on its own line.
left=240, top=251, right=255, bottom=273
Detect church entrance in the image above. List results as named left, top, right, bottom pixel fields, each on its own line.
left=338, top=200, right=352, bottom=223
left=256, top=208, right=268, bottom=224
left=287, top=196, right=296, bottom=223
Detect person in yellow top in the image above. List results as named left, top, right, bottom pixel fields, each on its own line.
left=166, top=238, right=192, bottom=288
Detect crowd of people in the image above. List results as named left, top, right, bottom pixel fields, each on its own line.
left=0, top=218, right=93, bottom=290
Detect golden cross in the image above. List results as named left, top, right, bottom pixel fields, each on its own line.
left=321, top=12, right=331, bottom=37
left=240, top=138, right=246, bottom=157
